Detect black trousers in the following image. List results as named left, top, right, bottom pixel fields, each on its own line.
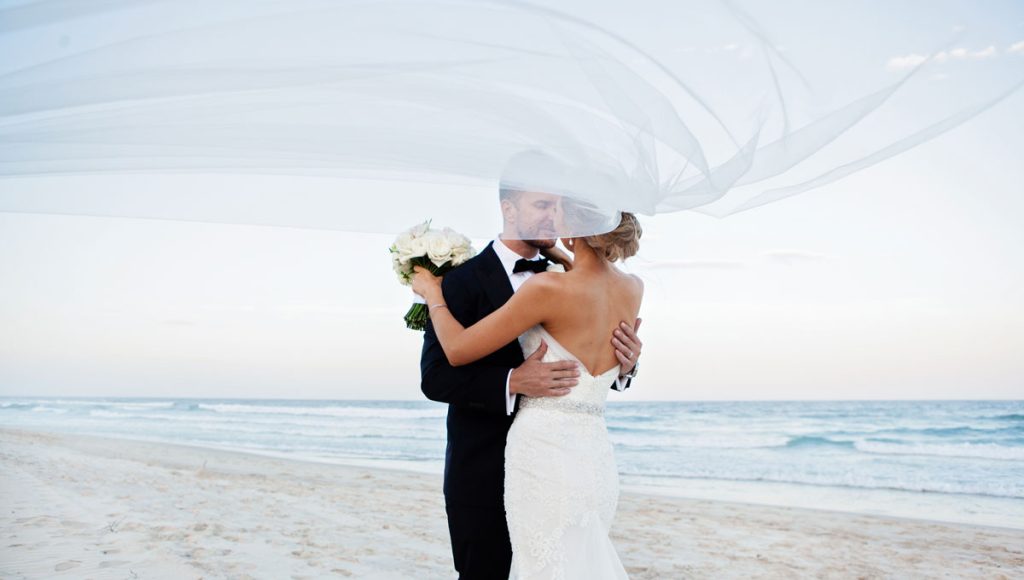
left=445, top=502, right=512, bottom=579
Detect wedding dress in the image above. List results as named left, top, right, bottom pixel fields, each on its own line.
left=504, top=325, right=628, bottom=579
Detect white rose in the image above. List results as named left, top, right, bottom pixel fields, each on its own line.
left=393, top=231, right=414, bottom=250
left=442, top=227, right=469, bottom=250
left=398, top=245, right=417, bottom=264
left=407, top=235, right=429, bottom=259
left=426, top=232, right=454, bottom=266
left=450, top=247, right=471, bottom=266
left=394, top=259, right=413, bottom=284
left=392, top=229, right=422, bottom=263
left=409, top=220, right=431, bottom=238
left=442, top=229, right=475, bottom=265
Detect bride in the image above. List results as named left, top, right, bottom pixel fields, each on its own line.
left=412, top=210, right=643, bottom=579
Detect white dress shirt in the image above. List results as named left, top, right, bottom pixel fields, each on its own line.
left=492, top=239, right=629, bottom=416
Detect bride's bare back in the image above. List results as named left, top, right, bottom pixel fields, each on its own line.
left=535, top=264, right=643, bottom=377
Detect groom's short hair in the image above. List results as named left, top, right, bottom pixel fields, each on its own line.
left=499, top=186, right=524, bottom=203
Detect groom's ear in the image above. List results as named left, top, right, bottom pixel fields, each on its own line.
left=500, top=198, right=517, bottom=226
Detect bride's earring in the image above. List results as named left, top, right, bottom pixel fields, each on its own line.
left=566, top=238, right=575, bottom=251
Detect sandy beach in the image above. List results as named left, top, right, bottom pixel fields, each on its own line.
left=1, top=427, right=1021, bottom=579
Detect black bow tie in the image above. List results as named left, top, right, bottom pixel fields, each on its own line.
left=513, top=257, right=550, bottom=274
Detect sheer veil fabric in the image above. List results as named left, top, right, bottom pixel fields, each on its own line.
left=0, top=0, right=1019, bottom=237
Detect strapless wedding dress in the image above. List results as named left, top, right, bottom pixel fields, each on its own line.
left=505, top=325, right=628, bottom=579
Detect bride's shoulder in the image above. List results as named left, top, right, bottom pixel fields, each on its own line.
left=511, top=272, right=565, bottom=307
left=523, top=271, right=566, bottom=290
left=623, top=272, right=644, bottom=297
left=610, top=267, right=642, bottom=288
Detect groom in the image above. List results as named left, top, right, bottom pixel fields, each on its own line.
left=420, top=185, right=643, bottom=578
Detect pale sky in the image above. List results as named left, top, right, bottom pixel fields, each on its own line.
left=1, top=0, right=1022, bottom=400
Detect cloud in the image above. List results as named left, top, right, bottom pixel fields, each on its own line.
left=888, top=45, right=1000, bottom=70
left=887, top=53, right=928, bottom=70
left=1010, top=40, right=1024, bottom=54
left=972, top=45, right=997, bottom=58
left=760, top=249, right=826, bottom=265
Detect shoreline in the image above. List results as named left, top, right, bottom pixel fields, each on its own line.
left=5, top=424, right=1021, bottom=531
left=3, top=426, right=1023, bottom=578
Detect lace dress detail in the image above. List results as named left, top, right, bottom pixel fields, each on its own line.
left=505, top=325, right=629, bottom=579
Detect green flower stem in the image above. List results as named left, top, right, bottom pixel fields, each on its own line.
left=404, top=302, right=429, bottom=331
left=401, top=254, right=467, bottom=331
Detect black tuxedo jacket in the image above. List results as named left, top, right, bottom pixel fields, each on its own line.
left=420, top=241, right=630, bottom=507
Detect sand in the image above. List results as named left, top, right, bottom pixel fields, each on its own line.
left=1, top=427, right=1021, bottom=579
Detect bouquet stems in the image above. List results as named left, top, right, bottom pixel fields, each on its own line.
left=404, top=302, right=429, bottom=331
left=403, top=257, right=448, bottom=331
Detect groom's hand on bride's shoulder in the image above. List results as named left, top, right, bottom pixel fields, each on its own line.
left=510, top=340, right=581, bottom=398
left=612, top=318, right=642, bottom=377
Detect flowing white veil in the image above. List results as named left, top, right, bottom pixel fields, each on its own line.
left=0, top=0, right=1019, bottom=238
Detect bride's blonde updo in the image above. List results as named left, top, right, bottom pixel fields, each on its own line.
left=583, top=212, right=641, bottom=262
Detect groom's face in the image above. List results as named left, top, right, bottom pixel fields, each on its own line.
left=502, top=191, right=560, bottom=248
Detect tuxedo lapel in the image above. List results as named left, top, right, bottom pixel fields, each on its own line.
left=475, top=241, right=514, bottom=311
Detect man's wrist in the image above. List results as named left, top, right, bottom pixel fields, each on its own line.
left=620, top=359, right=639, bottom=379
left=427, top=289, right=444, bottom=306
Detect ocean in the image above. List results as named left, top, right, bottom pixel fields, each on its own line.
left=2, top=397, right=1022, bottom=529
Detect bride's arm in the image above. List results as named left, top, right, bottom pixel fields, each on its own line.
left=412, top=266, right=556, bottom=366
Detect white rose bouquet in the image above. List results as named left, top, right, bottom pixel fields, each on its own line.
left=390, top=220, right=476, bottom=330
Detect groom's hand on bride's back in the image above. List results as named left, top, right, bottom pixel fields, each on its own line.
left=612, top=318, right=642, bottom=374
left=509, top=340, right=580, bottom=397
